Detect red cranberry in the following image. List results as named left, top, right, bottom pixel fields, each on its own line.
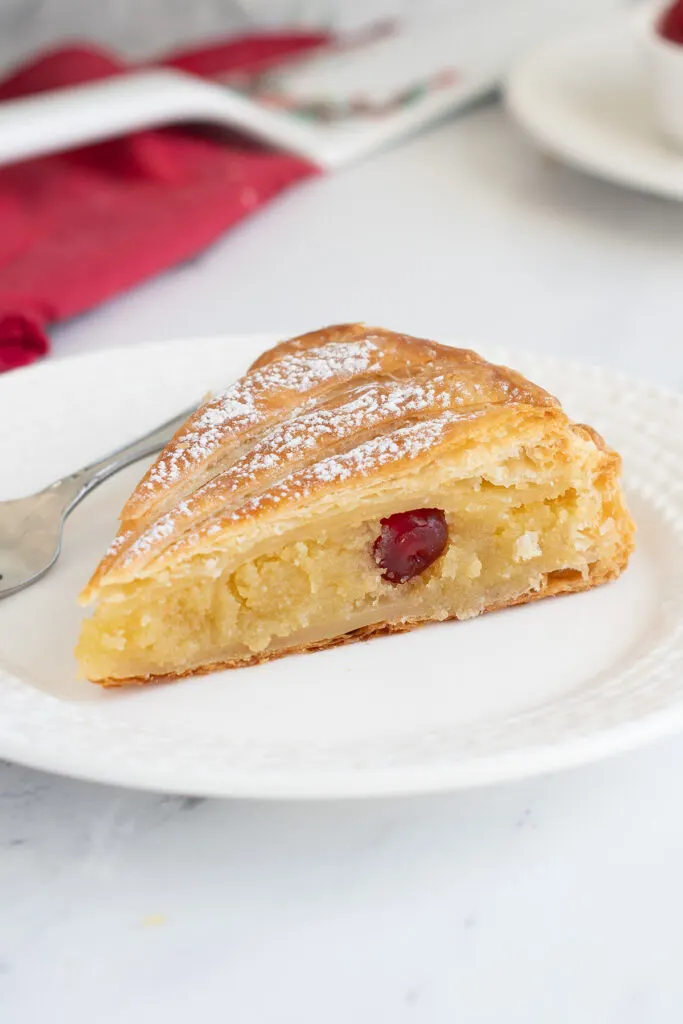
left=659, top=0, right=683, bottom=44
left=373, top=508, right=448, bottom=584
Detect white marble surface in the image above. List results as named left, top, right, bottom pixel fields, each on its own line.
left=3, top=101, right=683, bottom=1022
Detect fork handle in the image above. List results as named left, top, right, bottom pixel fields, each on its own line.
left=45, top=406, right=195, bottom=515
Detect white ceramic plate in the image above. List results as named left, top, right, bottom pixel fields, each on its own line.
left=506, top=21, right=683, bottom=201
left=1, top=336, right=682, bottom=798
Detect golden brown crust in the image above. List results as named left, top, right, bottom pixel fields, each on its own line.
left=96, top=548, right=629, bottom=687
left=82, top=324, right=564, bottom=600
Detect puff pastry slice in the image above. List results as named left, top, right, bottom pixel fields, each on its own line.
left=76, top=324, right=635, bottom=685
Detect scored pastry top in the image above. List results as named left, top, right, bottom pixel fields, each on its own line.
left=83, top=323, right=566, bottom=598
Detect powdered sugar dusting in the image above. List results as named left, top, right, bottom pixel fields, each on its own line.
left=229, top=409, right=479, bottom=524
left=121, top=374, right=454, bottom=565
left=236, top=374, right=453, bottom=478
left=169, top=410, right=473, bottom=557
left=301, top=411, right=465, bottom=487
left=141, top=339, right=378, bottom=493
left=250, top=340, right=378, bottom=393
left=104, top=532, right=128, bottom=559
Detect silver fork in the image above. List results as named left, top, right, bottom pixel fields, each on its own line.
left=0, top=407, right=195, bottom=599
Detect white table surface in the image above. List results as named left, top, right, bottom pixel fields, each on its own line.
left=3, top=100, right=683, bottom=1023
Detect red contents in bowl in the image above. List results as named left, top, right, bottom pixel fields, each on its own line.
left=659, top=0, right=683, bottom=44
left=373, top=508, right=448, bottom=584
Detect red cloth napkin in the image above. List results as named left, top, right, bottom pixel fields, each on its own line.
left=0, top=33, right=326, bottom=373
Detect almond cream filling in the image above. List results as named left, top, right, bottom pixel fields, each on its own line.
left=76, top=470, right=622, bottom=682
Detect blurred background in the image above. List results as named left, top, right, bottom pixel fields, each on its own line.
left=0, top=0, right=621, bottom=68
left=2, top=0, right=673, bottom=378
left=1, top=0, right=466, bottom=68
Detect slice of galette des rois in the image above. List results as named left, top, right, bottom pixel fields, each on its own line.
left=76, top=324, right=635, bottom=686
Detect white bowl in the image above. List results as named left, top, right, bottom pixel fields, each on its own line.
left=635, top=0, right=683, bottom=151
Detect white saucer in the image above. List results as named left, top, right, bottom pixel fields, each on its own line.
left=505, top=21, right=683, bottom=200
left=1, top=337, right=683, bottom=798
